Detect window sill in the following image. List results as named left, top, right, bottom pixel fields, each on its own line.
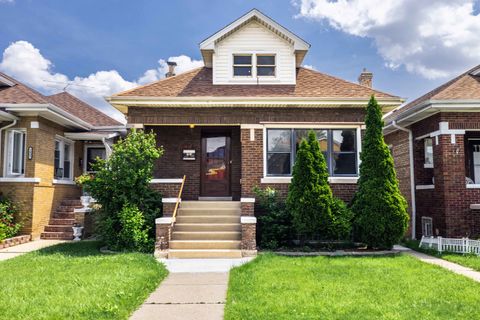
left=0, top=177, right=41, bottom=183
left=52, top=179, right=76, bottom=185
left=416, top=184, right=435, bottom=190
left=260, top=177, right=359, bottom=184
left=424, top=164, right=434, bottom=168
left=466, top=184, right=480, bottom=189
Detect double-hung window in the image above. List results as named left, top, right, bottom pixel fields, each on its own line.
left=54, top=138, right=73, bottom=180
left=256, top=55, right=275, bottom=76
left=233, top=55, right=252, bottom=76
left=5, top=129, right=26, bottom=176
left=265, top=128, right=358, bottom=177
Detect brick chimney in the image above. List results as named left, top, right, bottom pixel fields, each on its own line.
left=165, top=61, right=177, bottom=78
left=358, top=68, right=373, bottom=87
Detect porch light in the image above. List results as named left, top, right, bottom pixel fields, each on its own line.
left=189, top=124, right=195, bottom=129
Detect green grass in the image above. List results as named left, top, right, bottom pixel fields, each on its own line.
left=225, top=253, right=480, bottom=320
left=0, top=241, right=168, bottom=320
left=403, top=239, right=480, bottom=272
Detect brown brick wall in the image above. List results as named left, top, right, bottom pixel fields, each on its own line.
left=129, top=107, right=366, bottom=125
left=148, top=125, right=241, bottom=200
left=0, top=117, right=83, bottom=238
left=389, top=112, right=480, bottom=238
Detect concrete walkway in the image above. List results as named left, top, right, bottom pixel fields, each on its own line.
left=130, top=258, right=252, bottom=320
left=0, top=240, right=66, bottom=261
left=394, top=245, right=480, bottom=283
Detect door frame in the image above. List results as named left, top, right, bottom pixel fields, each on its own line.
left=200, top=130, right=232, bottom=197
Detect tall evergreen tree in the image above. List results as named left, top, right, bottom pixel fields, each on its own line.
left=287, top=131, right=337, bottom=239
left=351, top=96, right=409, bottom=249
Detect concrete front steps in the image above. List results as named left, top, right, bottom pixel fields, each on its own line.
left=40, top=199, right=82, bottom=240
left=169, top=201, right=242, bottom=259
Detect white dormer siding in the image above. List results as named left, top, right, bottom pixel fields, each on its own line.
left=212, top=21, right=296, bottom=85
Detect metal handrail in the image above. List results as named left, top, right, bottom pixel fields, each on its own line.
left=171, top=175, right=186, bottom=228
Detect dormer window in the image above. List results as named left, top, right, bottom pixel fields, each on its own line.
left=257, top=55, right=275, bottom=76
left=233, top=55, right=252, bottom=76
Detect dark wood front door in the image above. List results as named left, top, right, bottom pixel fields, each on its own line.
left=201, top=134, right=231, bottom=197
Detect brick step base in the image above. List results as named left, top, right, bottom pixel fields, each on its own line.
left=40, top=231, right=73, bottom=240
left=49, top=218, right=75, bottom=225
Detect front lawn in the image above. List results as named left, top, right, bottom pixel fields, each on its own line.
left=403, top=239, right=480, bottom=272
left=0, top=241, right=167, bottom=320
left=225, top=254, right=480, bottom=320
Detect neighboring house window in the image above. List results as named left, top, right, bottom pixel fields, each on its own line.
left=54, top=138, right=73, bottom=180
left=265, top=128, right=358, bottom=177
left=421, top=217, right=433, bottom=237
left=5, top=129, right=26, bottom=176
left=256, top=55, right=275, bottom=76
left=233, top=55, right=252, bottom=76
left=85, top=146, right=106, bottom=172
left=424, top=138, right=434, bottom=168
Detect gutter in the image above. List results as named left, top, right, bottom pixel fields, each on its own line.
left=392, top=121, right=416, bottom=239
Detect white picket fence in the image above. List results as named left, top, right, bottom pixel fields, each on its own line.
left=419, top=236, right=480, bottom=255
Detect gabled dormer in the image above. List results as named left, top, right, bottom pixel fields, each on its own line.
left=199, top=9, right=310, bottom=85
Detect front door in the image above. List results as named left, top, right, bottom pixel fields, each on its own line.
left=201, top=134, right=231, bottom=197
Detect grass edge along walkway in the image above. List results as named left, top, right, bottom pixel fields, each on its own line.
left=225, top=253, right=480, bottom=320
left=0, top=241, right=168, bottom=320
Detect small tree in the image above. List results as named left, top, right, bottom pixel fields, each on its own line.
left=287, top=131, right=351, bottom=240
left=84, top=129, right=163, bottom=252
left=351, top=95, right=409, bottom=249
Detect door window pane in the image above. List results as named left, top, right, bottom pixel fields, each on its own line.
left=86, top=147, right=106, bottom=172
left=205, top=137, right=227, bottom=180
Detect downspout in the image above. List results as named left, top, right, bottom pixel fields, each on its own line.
left=392, top=120, right=416, bottom=239
left=101, top=137, right=112, bottom=158
left=0, top=119, right=18, bottom=174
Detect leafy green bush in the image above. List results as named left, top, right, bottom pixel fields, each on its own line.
left=351, top=96, right=409, bottom=249
left=286, top=130, right=352, bottom=240
left=253, top=187, right=292, bottom=249
left=117, top=203, right=151, bottom=252
left=0, top=196, right=21, bottom=241
left=84, top=129, right=163, bottom=252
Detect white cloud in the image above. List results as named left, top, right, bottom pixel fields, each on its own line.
left=302, top=64, right=317, bottom=70
left=0, top=41, right=203, bottom=122
left=138, top=55, right=204, bottom=84
left=296, top=0, right=480, bottom=79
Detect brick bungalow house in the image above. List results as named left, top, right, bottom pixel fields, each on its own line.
left=384, top=65, right=480, bottom=240
left=108, top=9, right=403, bottom=258
left=0, top=72, right=125, bottom=240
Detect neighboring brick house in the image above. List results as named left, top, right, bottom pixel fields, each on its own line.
left=108, top=9, right=403, bottom=258
left=0, top=72, right=125, bottom=239
left=384, top=65, right=480, bottom=240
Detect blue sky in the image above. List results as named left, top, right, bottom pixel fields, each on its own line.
left=0, top=0, right=479, bottom=120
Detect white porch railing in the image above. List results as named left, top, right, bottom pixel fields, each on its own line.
left=419, top=236, right=480, bottom=255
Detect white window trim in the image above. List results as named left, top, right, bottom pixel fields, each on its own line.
left=54, top=135, right=74, bottom=181
left=3, top=129, right=26, bottom=178
left=262, top=125, right=362, bottom=180
left=83, top=144, right=106, bottom=173
left=231, top=51, right=279, bottom=82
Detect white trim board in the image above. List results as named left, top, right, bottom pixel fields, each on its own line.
left=0, top=177, right=41, bottom=183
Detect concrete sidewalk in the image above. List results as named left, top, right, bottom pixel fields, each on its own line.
left=130, top=258, right=252, bottom=320
left=0, top=240, right=66, bottom=261
left=394, top=245, right=480, bottom=283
